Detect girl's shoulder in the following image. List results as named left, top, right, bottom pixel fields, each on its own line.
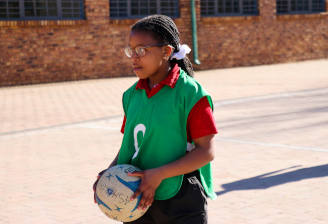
left=177, top=69, right=206, bottom=93
left=176, top=69, right=212, bottom=112
left=122, top=81, right=139, bottom=115
left=123, top=81, right=139, bottom=97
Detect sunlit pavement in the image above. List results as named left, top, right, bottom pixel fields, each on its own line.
left=1, top=59, right=328, bottom=224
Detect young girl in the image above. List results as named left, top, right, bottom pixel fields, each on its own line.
left=94, top=14, right=218, bottom=224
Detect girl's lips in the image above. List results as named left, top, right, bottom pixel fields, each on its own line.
left=133, top=67, right=142, bottom=72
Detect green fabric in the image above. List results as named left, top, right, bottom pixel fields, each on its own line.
left=118, top=69, right=217, bottom=200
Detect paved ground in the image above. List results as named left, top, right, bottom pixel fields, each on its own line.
left=1, top=59, right=328, bottom=224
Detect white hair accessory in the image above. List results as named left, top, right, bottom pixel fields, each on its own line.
left=169, top=44, right=191, bottom=60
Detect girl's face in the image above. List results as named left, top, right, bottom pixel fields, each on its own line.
left=128, top=30, right=172, bottom=80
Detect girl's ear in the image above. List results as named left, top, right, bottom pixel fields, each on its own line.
left=163, top=45, right=174, bottom=59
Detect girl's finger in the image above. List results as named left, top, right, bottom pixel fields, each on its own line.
left=130, top=187, right=142, bottom=201
left=97, top=170, right=106, bottom=179
left=148, top=198, right=154, bottom=207
left=142, top=201, right=149, bottom=210
left=143, top=193, right=154, bottom=210
left=99, top=169, right=106, bottom=175
left=128, top=171, right=143, bottom=177
left=138, top=194, right=148, bottom=210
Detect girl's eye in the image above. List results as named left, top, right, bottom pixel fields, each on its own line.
left=136, top=47, right=145, bottom=56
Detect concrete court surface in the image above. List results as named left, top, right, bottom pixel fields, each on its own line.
left=0, top=59, right=328, bottom=224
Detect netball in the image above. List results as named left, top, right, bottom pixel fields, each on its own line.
left=95, top=164, right=148, bottom=222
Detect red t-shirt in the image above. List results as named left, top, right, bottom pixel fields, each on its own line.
left=121, top=64, right=218, bottom=143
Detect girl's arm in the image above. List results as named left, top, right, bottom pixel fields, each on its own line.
left=108, top=150, right=120, bottom=168
left=128, top=134, right=216, bottom=210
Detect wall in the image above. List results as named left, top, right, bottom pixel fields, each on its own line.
left=196, top=0, right=328, bottom=69
left=0, top=0, right=328, bottom=86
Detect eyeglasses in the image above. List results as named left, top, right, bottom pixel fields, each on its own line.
left=124, top=43, right=167, bottom=58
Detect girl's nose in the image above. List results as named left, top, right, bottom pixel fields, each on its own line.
left=130, top=51, right=139, bottom=61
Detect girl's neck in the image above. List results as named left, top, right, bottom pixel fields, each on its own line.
left=148, top=63, right=172, bottom=90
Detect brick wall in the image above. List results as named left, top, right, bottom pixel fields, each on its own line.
left=196, top=0, right=328, bottom=69
left=0, top=0, right=328, bottom=86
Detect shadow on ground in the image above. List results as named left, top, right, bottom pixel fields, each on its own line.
left=216, top=164, right=328, bottom=196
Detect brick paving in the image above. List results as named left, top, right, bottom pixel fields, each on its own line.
left=1, top=59, right=328, bottom=224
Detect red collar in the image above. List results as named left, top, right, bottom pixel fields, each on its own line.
left=136, top=64, right=180, bottom=91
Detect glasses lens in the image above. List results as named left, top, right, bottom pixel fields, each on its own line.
left=135, top=47, right=145, bottom=57
left=124, top=46, right=133, bottom=58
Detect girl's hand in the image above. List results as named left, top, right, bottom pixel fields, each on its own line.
left=128, top=168, right=164, bottom=210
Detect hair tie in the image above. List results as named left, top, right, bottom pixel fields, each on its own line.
left=170, top=44, right=191, bottom=60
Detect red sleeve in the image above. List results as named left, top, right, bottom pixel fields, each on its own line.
left=121, top=116, right=126, bottom=134
left=186, top=96, right=218, bottom=142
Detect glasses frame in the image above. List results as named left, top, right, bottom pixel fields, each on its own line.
left=124, top=43, right=168, bottom=58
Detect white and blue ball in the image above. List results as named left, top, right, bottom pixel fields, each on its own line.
left=95, top=164, right=148, bottom=222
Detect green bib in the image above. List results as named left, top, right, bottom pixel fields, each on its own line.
left=118, top=69, right=217, bottom=200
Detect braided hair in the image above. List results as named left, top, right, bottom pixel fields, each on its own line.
left=131, top=14, right=194, bottom=77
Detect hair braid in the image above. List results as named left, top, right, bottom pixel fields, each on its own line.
left=131, top=15, right=194, bottom=77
